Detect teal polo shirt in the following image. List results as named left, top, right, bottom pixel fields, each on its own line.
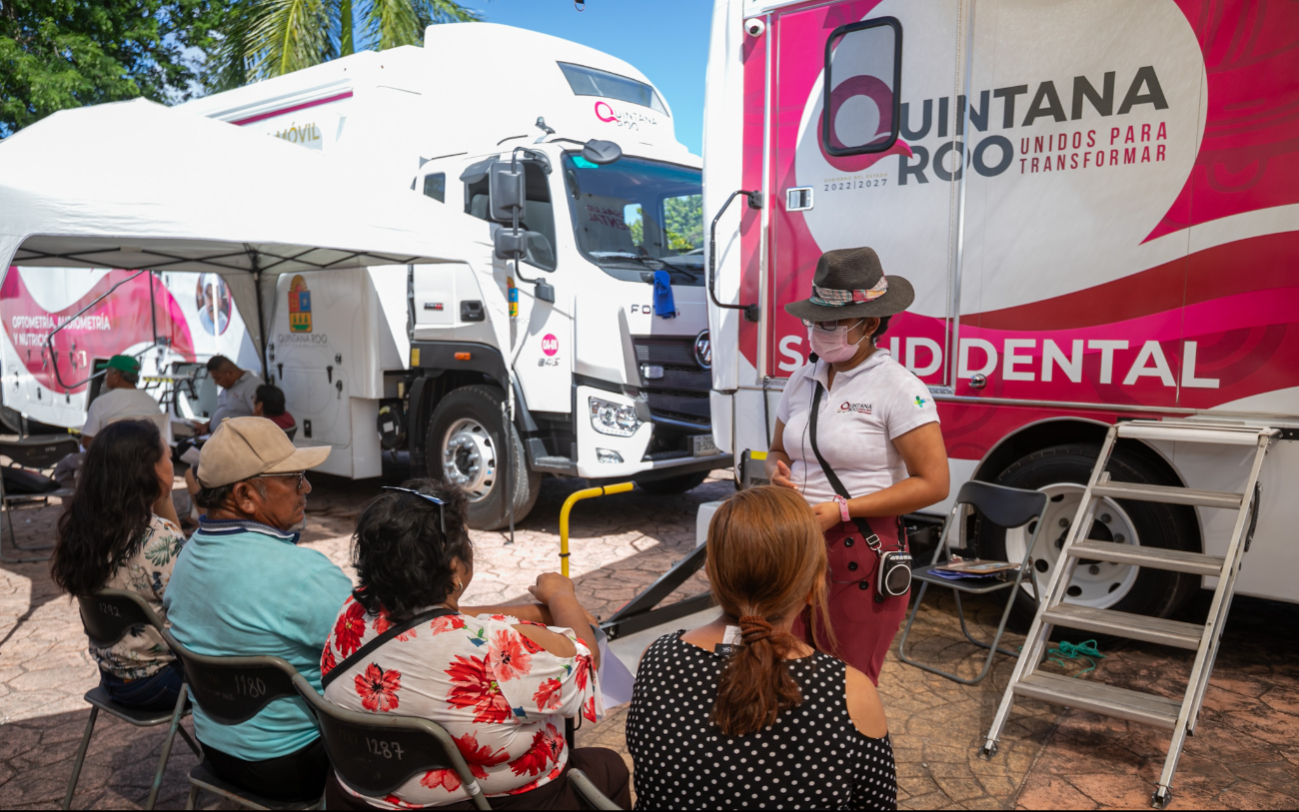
left=163, top=517, right=352, bottom=759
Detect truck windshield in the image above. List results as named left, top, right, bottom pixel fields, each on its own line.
left=562, top=153, right=704, bottom=286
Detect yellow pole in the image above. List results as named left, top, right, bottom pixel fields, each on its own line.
left=558, top=482, right=635, bottom=577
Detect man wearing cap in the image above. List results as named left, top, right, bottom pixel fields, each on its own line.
left=164, top=417, right=348, bottom=802
left=81, top=355, right=169, bottom=448
left=764, top=247, right=950, bottom=685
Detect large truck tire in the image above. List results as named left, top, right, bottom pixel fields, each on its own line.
left=634, top=470, right=710, bottom=495
left=975, top=443, right=1201, bottom=631
left=425, top=385, right=540, bottom=531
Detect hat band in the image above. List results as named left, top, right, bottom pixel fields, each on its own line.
left=809, top=276, right=888, bottom=307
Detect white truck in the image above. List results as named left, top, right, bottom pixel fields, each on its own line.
left=1, top=23, right=727, bottom=529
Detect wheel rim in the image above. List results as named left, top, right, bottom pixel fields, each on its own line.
left=1003, top=482, right=1141, bottom=609
left=441, top=418, right=497, bottom=502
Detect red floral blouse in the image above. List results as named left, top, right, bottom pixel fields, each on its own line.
left=320, top=598, right=602, bottom=808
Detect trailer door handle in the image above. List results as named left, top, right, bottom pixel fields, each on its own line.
left=786, top=187, right=814, bottom=211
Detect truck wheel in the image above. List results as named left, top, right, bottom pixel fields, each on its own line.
left=634, top=470, right=710, bottom=495
left=975, top=443, right=1200, bottom=629
left=425, top=385, right=540, bottom=531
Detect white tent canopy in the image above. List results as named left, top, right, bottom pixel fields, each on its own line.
left=0, top=98, right=485, bottom=360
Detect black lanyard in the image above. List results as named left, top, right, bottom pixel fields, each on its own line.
left=321, top=605, right=457, bottom=689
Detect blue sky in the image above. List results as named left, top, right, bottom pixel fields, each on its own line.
left=464, top=0, right=712, bottom=154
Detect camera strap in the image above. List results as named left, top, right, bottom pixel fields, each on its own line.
left=809, top=380, right=879, bottom=547
left=322, top=605, right=458, bottom=689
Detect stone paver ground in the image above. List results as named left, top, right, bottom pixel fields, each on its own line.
left=2, top=465, right=1296, bottom=809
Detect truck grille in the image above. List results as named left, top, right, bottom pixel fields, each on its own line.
left=633, top=337, right=711, bottom=425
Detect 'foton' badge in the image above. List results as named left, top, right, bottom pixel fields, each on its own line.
left=288, top=275, right=312, bottom=333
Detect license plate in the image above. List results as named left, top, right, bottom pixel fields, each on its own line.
left=692, top=434, right=718, bottom=457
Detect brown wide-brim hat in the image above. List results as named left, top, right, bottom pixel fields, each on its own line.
left=196, top=416, right=331, bottom=488
left=784, top=247, right=914, bottom=322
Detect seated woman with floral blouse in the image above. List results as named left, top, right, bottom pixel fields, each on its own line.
left=320, top=479, right=629, bottom=811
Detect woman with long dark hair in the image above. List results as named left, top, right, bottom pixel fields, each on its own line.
left=51, top=418, right=187, bottom=711
left=627, top=486, right=897, bottom=809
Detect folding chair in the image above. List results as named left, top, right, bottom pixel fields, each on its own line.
left=0, top=434, right=79, bottom=562
left=292, top=674, right=622, bottom=811
left=897, top=481, right=1049, bottom=685
left=64, top=589, right=200, bottom=810
left=158, top=629, right=322, bottom=810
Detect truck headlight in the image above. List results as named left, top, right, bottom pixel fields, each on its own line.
left=589, top=396, right=642, bottom=437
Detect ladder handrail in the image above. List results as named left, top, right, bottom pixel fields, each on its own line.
left=1157, top=434, right=1271, bottom=794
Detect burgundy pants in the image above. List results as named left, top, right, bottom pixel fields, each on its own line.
left=793, top=517, right=910, bottom=684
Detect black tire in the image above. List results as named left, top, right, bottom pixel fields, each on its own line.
left=424, top=385, right=540, bottom=531
left=975, top=443, right=1201, bottom=631
left=634, top=470, right=710, bottom=495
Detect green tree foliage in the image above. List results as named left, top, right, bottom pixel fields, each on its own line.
left=214, top=0, right=480, bottom=90
left=0, top=0, right=226, bottom=135
left=664, top=193, right=703, bottom=252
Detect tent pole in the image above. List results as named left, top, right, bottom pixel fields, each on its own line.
left=245, top=246, right=270, bottom=381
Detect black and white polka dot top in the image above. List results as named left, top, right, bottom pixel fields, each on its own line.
left=627, top=631, right=897, bottom=810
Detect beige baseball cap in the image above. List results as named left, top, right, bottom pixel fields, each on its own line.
left=196, top=417, right=331, bottom=488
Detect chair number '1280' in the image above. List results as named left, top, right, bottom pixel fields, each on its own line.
left=366, top=738, right=404, bottom=760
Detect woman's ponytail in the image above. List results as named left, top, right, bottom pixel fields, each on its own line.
left=713, top=613, right=803, bottom=736
left=705, top=487, right=830, bottom=738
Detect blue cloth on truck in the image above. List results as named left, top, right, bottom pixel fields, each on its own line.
left=653, top=269, right=676, bottom=318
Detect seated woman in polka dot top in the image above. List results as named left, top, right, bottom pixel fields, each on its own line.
left=627, top=486, right=897, bottom=810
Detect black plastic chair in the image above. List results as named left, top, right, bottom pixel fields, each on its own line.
left=158, top=629, right=322, bottom=810
left=897, top=481, right=1049, bottom=685
left=291, top=674, right=622, bottom=810
left=65, top=589, right=200, bottom=810
left=0, top=434, right=79, bottom=562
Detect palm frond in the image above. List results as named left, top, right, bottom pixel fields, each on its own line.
left=211, top=2, right=275, bottom=91
left=366, top=0, right=423, bottom=51
left=250, top=0, right=334, bottom=78
left=417, top=0, right=483, bottom=25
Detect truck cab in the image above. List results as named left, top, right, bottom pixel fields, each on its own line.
left=175, top=22, right=727, bottom=528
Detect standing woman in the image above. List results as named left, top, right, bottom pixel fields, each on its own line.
left=767, top=247, right=949, bottom=684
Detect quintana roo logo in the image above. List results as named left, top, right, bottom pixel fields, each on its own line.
left=289, top=275, right=312, bottom=333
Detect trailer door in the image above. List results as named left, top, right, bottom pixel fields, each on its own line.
left=952, top=0, right=1205, bottom=410
left=766, top=1, right=963, bottom=385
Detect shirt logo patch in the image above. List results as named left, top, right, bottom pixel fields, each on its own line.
left=838, top=401, right=873, bottom=415
left=915, top=396, right=929, bottom=408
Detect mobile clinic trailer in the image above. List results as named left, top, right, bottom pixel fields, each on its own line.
left=0, top=99, right=478, bottom=458
left=173, top=22, right=727, bottom=528
left=702, top=0, right=1299, bottom=803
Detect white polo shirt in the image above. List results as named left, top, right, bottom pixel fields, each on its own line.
left=83, top=387, right=170, bottom=442
left=776, top=349, right=939, bottom=505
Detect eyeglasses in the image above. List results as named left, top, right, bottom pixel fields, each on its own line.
left=801, top=318, right=863, bottom=331
left=382, top=486, right=447, bottom=533
left=258, top=471, right=307, bottom=492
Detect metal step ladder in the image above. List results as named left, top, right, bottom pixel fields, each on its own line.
left=977, top=419, right=1279, bottom=809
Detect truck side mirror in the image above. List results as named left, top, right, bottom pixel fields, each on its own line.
left=493, top=228, right=527, bottom=261
left=581, top=139, right=622, bottom=165
left=488, top=160, right=526, bottom=223
left=493, top=229, right=556, bottom=272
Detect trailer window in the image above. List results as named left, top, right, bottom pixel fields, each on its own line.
left=558, top=62, right=668, bottom=115
left=422, top=173, right=445, bottom=203
left=464, top=161, right=556, bottom=271
left=822, top=18, right=902, bottom=156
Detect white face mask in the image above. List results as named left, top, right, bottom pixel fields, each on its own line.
left=807, top=320, right=867, bottom=363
